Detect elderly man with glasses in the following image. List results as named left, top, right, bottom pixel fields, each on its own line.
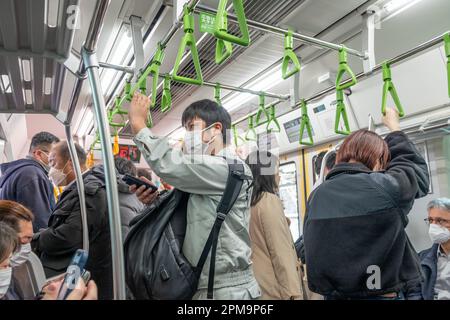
left=408, top=198, right=450, bottom=300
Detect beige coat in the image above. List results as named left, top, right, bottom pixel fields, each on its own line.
left=250, top=192, right=303, bottom=300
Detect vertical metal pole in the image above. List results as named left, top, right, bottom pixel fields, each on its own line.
left=130, top=15, right=145, bottom=78
left=65, top=125, right=89, bottom=253
left=362, top=10, right=376, bottom=74
left=82, top=47, right=126, bottom=300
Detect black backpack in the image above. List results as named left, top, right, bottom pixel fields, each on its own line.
left=124, top=160, right=251, bottom=300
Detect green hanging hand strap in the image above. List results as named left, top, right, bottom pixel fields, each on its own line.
left=334, top=90, right=350, bottom=136
left=245, top=115, right=257, bottom=141
left=172, top=6, right=203, bottom=86
left=336, top=46, right=357, bottom=90
left=91, top=132, right=101, bottom=151
left=215, top=12, right=233, bottom=64
left=232, top=124, right=246, bottom=147
left=108, top=97, right=128, bottom=128
left=299, top=99, right=314, bottom=146
left=161, top=75, right=172, bottom=113
left=214, top=83, right=222, bottom=105
left=214, top=0, right=250, bottom=47
left=381, top=61, right=405, bottom=117
left=266, top=105, right=281, bottom=133
left=281, top=29, right=301, bottom=80
left=125, top=81, right=132, bottom=101
left=444, top=33, right=450, bottom=98
left=255, top=94, right=270, bottom=125
left=146, top=111, right=153, bottom=128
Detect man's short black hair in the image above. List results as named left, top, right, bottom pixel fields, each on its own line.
left=29, top=132, right=60, bottom=153
left=181, top=99, right=231, bottom=145
left=115, top=157, right=137, bottom=177
left=57, top=141, right=87, bottom=166
left=314, top=150, right=336, bottom=176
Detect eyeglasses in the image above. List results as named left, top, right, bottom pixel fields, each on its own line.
left=424, top=217, right=450, bottom=226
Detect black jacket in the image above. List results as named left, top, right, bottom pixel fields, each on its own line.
left=304, top=131, right=430, bottom=298
left=32, top=165, right=113, bottom=300
left=407, top=244, right=440, bottom=300
left=0, top=158, right=55, bottom=232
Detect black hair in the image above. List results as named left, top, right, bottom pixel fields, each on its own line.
left=245, top=151, right=279, bottom=207
left=114, top=157, right=137, bottom=177
left=181, top=99, right=231, bottom=145
left=0, top=222, right=19, bottom=263
left=136, top=168, right=152, bottom=182
left=314, top=150, right=336, bottom=176
left=57, top=141, right=87, bottom=166
left=29, top=132, right=60, bottom=153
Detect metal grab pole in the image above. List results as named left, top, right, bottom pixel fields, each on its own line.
left=82, top=47, right=126, bottom=300
left=65, top=125, right=89, bottom=253
left=194, top=4, right=367, bottom=59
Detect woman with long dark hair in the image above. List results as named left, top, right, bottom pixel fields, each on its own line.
left=245, top=151, right=303, bottom=300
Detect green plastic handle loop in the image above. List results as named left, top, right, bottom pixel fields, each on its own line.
left=146, top=112, right=153, bottom=128
left=172, top=7, right=203, bottom=86
left=214, top=0, right=250, bottom=47
left=232, top=124, right=246, bottom=147
left=91, top=132, right=102, bottom=151
left=281, top=30, right=301, bottom=80
left=266, top=105, right=281, bottom=133
left=336, top=46, right=357, bottom=90
left=299, top=99, right=314, bottom=146
left=215, top=12, right=233, bottom=64
left=381, top=61, right=405, bottom=117
left=255, top=94, right=270, bottom=125
left=444, top=33, right=450, bottom=97
left=245, top=116, right=257, bottom=141
left=139, top=77, right=147, bottom=95
left=334, top=90, right=350, bottom=136
left=161, top=75, right=172, bottom=113
left=214, top=83, right=222, bottom=105
left=125, top=81, right=132, bottom=101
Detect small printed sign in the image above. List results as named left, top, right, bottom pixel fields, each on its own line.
left=199, top=12, right=216, bottom=34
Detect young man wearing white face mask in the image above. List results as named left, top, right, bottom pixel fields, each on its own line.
left=408, top=198, right=450, bottom=300
left=128, top=93, right=260, bottom=300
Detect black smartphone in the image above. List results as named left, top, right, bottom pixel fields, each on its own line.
left=56, top=249, right=88, bottom=300
left=122, top=174, right=158, bottom=192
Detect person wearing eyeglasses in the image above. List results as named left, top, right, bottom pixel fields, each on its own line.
left=408, top=198, right=450, bottom=300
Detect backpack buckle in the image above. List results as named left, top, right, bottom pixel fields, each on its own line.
left=217, top=213, right=227, bottom=221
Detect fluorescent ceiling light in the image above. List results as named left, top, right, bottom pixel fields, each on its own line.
left=76, top=109, right=94, bottom=138
left=24, top=89, right=33, bottom=105
left=1, top=75, right=12, bottom=93
left=46, top=0, right=59, bottom=28
left=21, top=59, right=32, bottom=82
left=383, top=0, right=423, bottom=18
left=44, top=77, right=52, bottom=95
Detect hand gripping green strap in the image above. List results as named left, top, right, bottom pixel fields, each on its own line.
left=266, top=105, right=281, bottom=133
left=214, top=83, right=222, bottom=105
left=232, top=124, right=246, bottom=147
left=334, top=90, right=350, bottom=136
left=172, top=7, right=203, bottom=86
left=135, top=43, right=166, bottom=107
left=335, top=46, right=357, bottom=90
left=281, top=30, right=301, bottom=80
left=161, top=75, right=172, bottom=113
left=214, top=0, right=250, bottom=47
left=215, top=12, right=233, bottom=64
left=444, top=33, right=450, bottom=98
left=255, top=94, right=270, bottom=125
left=299, top=99, right=314, bottom=146
left=245, top=115, right=257, bottom=141
left=381, top=61, right=405, bottom=117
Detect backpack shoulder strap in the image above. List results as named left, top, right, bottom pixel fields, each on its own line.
left=195, top=158, right=251, bottom=299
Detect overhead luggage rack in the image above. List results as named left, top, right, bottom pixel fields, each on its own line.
left=0, top=0, right=79, bottom=114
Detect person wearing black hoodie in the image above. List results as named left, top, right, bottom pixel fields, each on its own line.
left=304, top=108, right=430, bottom=300
left=31, top=141, right=113, bottom=300
left=0, top=132, right=60, bottom=232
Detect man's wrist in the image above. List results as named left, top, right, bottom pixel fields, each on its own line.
left=131, top=121, right=146, bottom=135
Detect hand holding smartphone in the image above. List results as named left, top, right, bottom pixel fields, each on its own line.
left=122, top=174, right=158, bottom=193
left=56, top=249, right=89, bottom=300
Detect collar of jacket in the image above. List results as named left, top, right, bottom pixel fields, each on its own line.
left=422, top=243, right=440, bottom=269
left=25, top=155, right=49, bottom=174
left=326, top=162, right=385, bottom=180
left=62, top=167, right=106, bottom=197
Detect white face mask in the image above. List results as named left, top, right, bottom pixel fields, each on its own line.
left=10, top=243, right=31, bottom=267
left=0, top=267, right=12, bottom=298
left=49, top=162, right=70, bottom=186
left=183, top=124, right=218, bottom=155
left=428, top=223, right=450, bottom=244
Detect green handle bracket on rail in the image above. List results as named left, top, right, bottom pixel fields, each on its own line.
left=334, top=90, right=350, bottom=136
left=266, top=105, right=281, bottom=133
left=299, top=99, right=314, bottom=146
left=444, top=33, right=450, bottom=98
left=232, top=124, right=246, bottom=147
left=245, top=115, right=257, bottom=141
left=161, top=75, right=172, bottom=113
left=381, top=61, right=405, bottom=117
left=336, top=46, right=357, bottom=90
left=215, top=12, right=233, bottom=64
left=214, top=0, right=250, bottom=47
left=281, top=30, right=301, bottom=80
left=214, top=83, right=222, bottom=105
left=172, top=6, right=203, bottom=86
left=255, top=94, right=270, bottom=125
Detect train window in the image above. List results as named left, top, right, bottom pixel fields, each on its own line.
left=278, top=162, right=301, bottom=240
